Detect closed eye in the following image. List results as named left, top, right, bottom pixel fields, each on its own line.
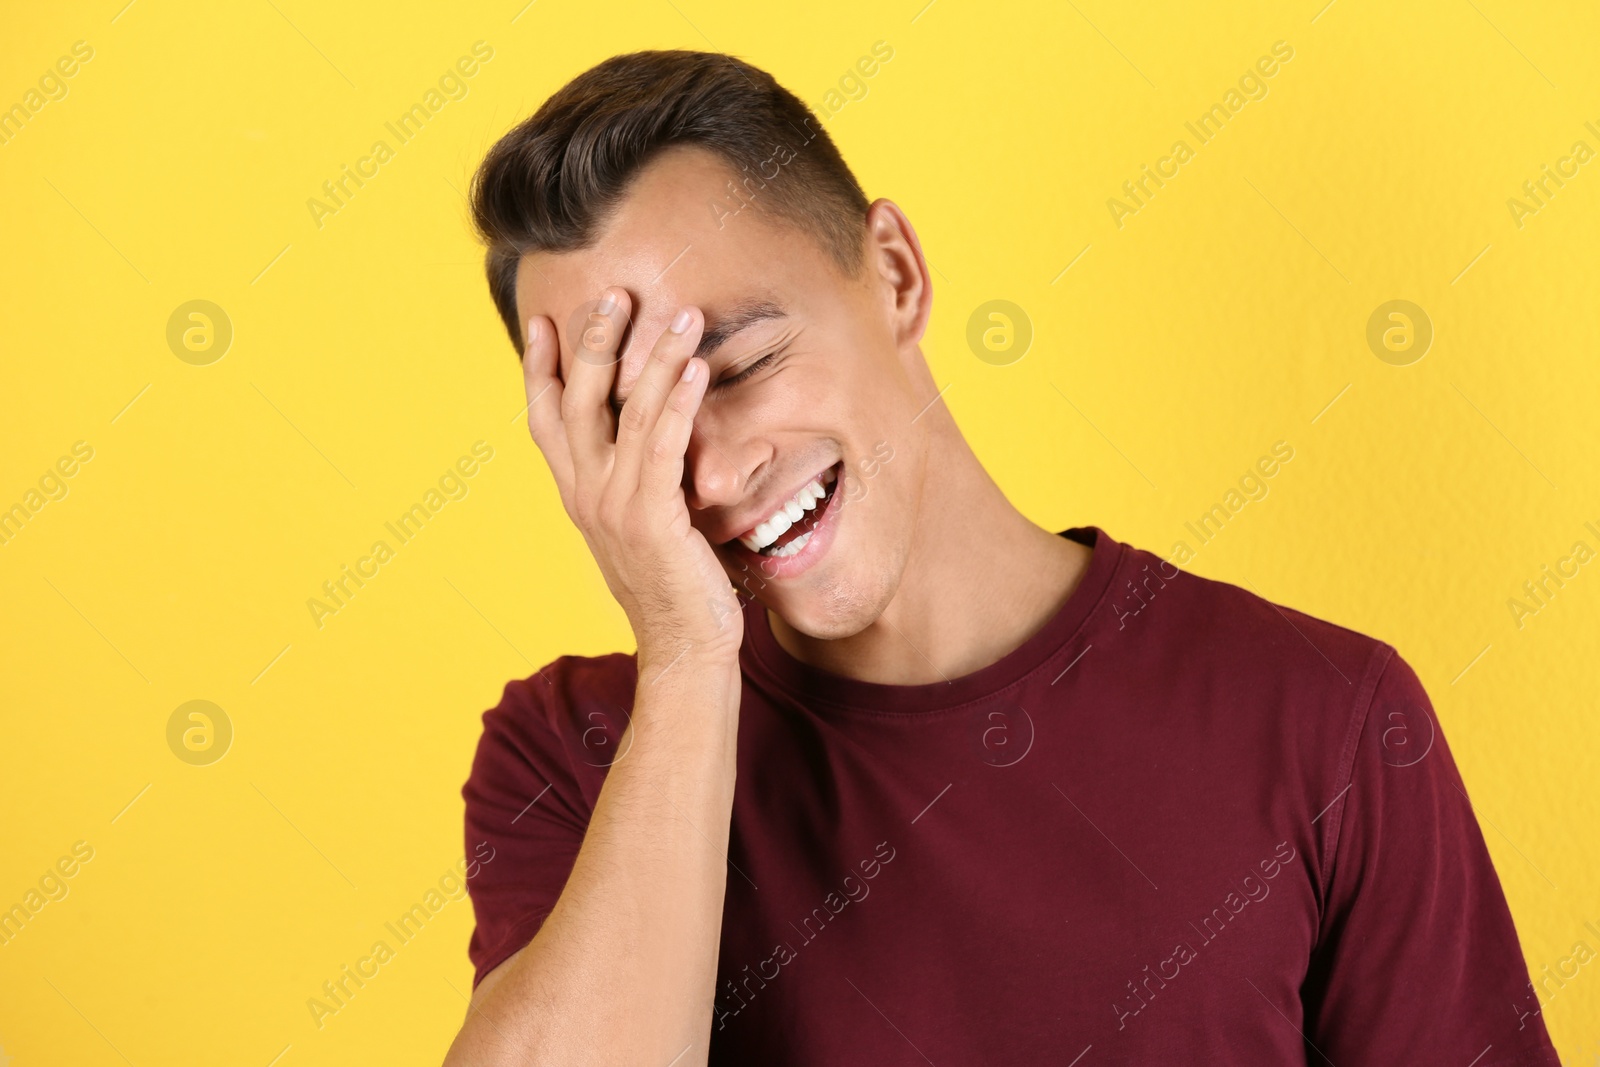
left=711, top=349, right=781, bottom=391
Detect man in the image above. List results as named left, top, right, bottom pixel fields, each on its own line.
left=444, top=50, right=1558, bottom=1066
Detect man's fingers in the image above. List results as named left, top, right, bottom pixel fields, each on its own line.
left=562, top=287, right=629, bottom=484
left=611, top=306, right=703, bottom=498
left=522, top=315, right=576, bottom=508
left=639, top=349, right=709, bottom=507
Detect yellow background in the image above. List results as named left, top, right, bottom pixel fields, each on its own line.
left=3, top=0, right=1597, bottom=1060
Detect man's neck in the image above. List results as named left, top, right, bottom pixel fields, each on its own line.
left=768, top=414, right=1092, bottom=686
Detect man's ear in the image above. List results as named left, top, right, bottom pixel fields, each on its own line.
left=862, top=199, right=931, bottom=350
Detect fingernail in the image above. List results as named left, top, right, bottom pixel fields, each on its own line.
left=681, top=357, right=698, bottom=382
left=596, top=290, right=617, bottom=316
left=525, top=318, right=540, bottom=346
left=669, top=307, right=693, bottom=334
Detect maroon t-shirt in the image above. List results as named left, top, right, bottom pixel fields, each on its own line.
left=462, top=526, right=1558, bottom=1065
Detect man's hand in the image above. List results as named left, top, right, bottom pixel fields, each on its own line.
left=523, top=288, right=744, bottom=671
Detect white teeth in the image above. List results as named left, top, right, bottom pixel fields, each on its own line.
left=736, top=470, right=835, bottom=552
left=766, top=530, right=812, bottom=558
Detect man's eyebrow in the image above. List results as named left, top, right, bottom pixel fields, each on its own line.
left=694, top=298, right=789, bottom=361
left=611, top=298, right=789, bottom=409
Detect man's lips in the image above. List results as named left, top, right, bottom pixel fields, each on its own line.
left=714, top=461, right=841, bottom=546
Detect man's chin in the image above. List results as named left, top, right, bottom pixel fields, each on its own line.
left=753, top=580, right=888, bottom=644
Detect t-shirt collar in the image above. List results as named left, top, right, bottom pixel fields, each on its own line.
left=739, top=525, right=1125, bottom=715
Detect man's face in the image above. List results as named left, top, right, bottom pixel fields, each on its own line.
left=516, top=145, right=932, bottom=639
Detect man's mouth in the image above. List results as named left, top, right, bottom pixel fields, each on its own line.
left=730, top=462, right=841, bottom=558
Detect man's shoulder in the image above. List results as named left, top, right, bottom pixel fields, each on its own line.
left=524, top=650, right=641, bottom=709
left=1106, top=538, right=1434, bottom=842
left=1113, top=538, right=1399, bottom=706
left=475, top=650, right=640, bottom=757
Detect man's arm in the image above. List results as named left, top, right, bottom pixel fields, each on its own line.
left=445, top=289, right=746, bottom=1064
left=444, top=652, right=739, bottom=1065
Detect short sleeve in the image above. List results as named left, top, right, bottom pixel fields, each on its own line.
left=1302, top=649, right=1559, bottom=1065
left=461, top=672, right=591, bottom=990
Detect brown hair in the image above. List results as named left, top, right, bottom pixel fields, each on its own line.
left=469, top=50, right=871, bottom=353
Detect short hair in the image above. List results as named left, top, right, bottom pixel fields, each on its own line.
left=469, top=50, right=871, bottom=354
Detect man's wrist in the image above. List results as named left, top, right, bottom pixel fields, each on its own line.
left=636, top=640, right=739, bottom=684
left=635, top=642, right=740, bottom=709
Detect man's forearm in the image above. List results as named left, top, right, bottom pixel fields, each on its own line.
left=444, top=653, right=742, bottom=1066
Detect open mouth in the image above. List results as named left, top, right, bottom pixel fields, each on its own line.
left=732, top=461, right=843, bottom=559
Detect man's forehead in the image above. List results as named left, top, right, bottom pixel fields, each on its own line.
left=518, top=237, right=767, bottom=356
left=517, top=239, right=793, bottom=385
left=516, top=155, right=806, bottom=339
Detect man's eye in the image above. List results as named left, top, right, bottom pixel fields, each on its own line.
left=714, top=350, right=780, bottom=390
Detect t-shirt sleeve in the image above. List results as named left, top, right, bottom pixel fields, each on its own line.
left=1302, top=648, right=1559, bottom=1065
left=461, top=670, right=592, bottom=991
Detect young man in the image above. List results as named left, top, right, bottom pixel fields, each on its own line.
left=445, top=50, right=1558, bottom=1066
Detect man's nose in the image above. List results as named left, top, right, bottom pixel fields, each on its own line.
left=682, top=421, right=751, bottom=512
